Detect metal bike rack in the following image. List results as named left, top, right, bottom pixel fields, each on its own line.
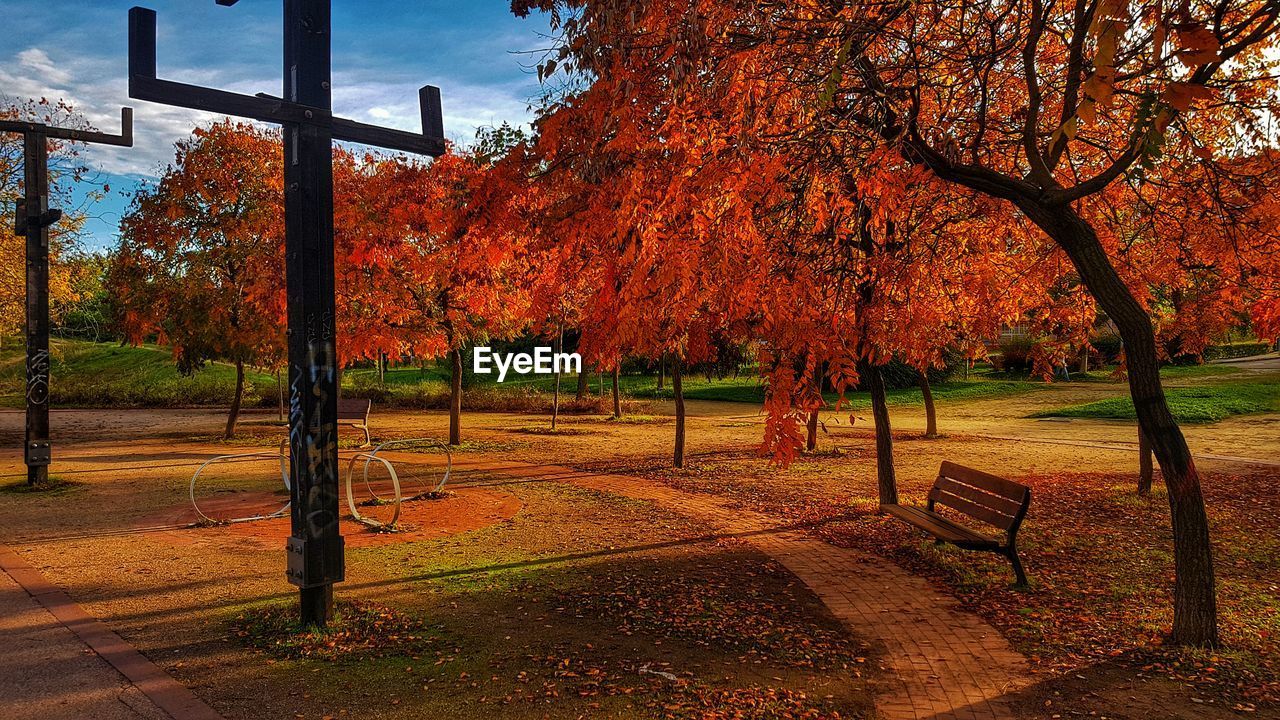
left=188, top=440, right=290, bottom=525
left=344, top=438, right=452, bottom=530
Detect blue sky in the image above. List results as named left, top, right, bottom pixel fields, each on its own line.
left=1, top=1, right=553, bottom=250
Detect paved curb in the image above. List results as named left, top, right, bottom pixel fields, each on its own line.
left=0, top=544, right=224, bottom=720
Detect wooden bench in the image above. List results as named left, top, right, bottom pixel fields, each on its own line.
left=337, top=398, right=372, bottom=448
left=882, top=461, right=1031, bottom=586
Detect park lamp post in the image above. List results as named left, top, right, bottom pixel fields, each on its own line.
left=127, top=0, right=446, bottom=626
left=0, top=109, right=134, bottom=487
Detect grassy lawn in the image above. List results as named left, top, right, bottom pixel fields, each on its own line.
left=1159, top=364, right=1245, bottom=380
left=502, top=369, right=1041, bottom=408
left=3, top=339, right=1044, bottom=412
left=8, top=340, right=1271, bottom=423
left=0, top=338, right=277, bottom=408
left=1034, top=382, right=1280, bottom=423
left=977, top=362, right=1243, bottom=383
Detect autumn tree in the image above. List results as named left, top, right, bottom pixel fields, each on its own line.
left=517, top=14, right=1062, bottom=490
left=350, top=134, right=532, bottom=446
left=519, top=99, right=755, bottom=466
left=112, top=122, right=285, bottom=438
left=512, top=0, right=1280, bottom=646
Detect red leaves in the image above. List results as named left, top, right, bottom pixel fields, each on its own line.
left=112, top=121, right=286, bottom=372
left=1163, top=81, right=1215, bottom=112
left=114, top=123, right=537, bottom=371
left=1173, top=25, right=1223, bottom=67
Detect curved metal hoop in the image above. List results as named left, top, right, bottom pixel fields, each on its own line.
left=189, top=450, right=290, bottom=525
left=343, top=438, right=452, bottom=531
left=344, top=453, right=401, bottom=529
left=360, top=438, right=452, bottom=502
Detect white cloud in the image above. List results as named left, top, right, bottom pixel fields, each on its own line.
left=1, top=46, right=269, bottom=176
left=4, top=47, right=538, bottom=179
left=17, top=48, right=71, bottom=86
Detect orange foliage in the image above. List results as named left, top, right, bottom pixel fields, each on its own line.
left=111, top=122, right=529, bottom=373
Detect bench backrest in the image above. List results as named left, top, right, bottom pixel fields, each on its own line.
left=336, top=398, right=371, bottom=422
left=928, top=461, right=1030, bottom=532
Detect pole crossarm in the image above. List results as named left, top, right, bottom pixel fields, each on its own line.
left=0, top=108, right=134, bottom=148
left=128, top=7, right=445, bottom=156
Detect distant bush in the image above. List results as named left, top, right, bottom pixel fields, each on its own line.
left=992, top=336, right=1037, bottom=373
left=344, top=374, right=652, bottom=414
left=1167, top=340, right=1271, bottom=365
left=1091, top=332, right=1123, bottom=364
left=1203, top=341, right=1271, bottom=361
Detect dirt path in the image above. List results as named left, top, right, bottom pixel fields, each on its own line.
left=439, top=455, right=1032, bottom=720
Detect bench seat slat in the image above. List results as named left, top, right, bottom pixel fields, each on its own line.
left=932, top=476, right=1024, bottom=516
left=940, top=461, right=1028, bottom=501
left=930, top=487, right=1017, bottom=530
left=336, top=398, right=370, bottom=422
left=882, top=504, right=999, bottom=548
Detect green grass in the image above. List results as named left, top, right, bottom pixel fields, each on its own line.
left=859, top=379, right=1038, bottom=408
left=502, top=371, right=1039, bottom=408
left=976, top=362, right=1241, bottom=383
left=1076, top=364, right=1242, bottom=381
left=0, top=339, right=276, bottom=408
left=1034, top=382, right=1280, bottom=423
left=1159, top=364, right=1242, bottom=379
left=344, top=364, right=451, bottom=386
left=0, top=339, right=1044, bottom=411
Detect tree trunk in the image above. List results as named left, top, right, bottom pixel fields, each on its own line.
left=919, top=372, right=938, bottom=438
left=378, top=352, right=386, bottom=385
left=449, top=348, right=462, bottom=446
left=575, top=366, right=589, bottom=401
left=863, top=362, right=898, bottom=506
left=225, top=359, right=245, bottom=440
left=1020, top=199, right=1216, bottom=646
left=657, top=357, right=665, bottom=391
left=552, top=325, right=563, bottom=430
left=672, top=356, right=685, bottom=468
left=806, top=410, right=819, bottom=452
left=1139, top=426, right=1155, bottom=497
left=276, top=367, right=284, bottom=423
left=612, top=366, right=622, bottom=418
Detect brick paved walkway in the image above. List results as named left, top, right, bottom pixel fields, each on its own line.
left=0, top=545, right=224, bottom=720
left=447, top=457, right=1032, bottom=720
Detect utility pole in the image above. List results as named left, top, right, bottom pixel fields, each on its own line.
left=128, top=0, right=445, bottom=625
left=1, top=109, right=133, bottom=486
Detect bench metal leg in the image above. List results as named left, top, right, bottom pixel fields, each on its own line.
left=1005, top=546, right=1028, bottom=588
left=359, top=424, right=371, bottom=448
